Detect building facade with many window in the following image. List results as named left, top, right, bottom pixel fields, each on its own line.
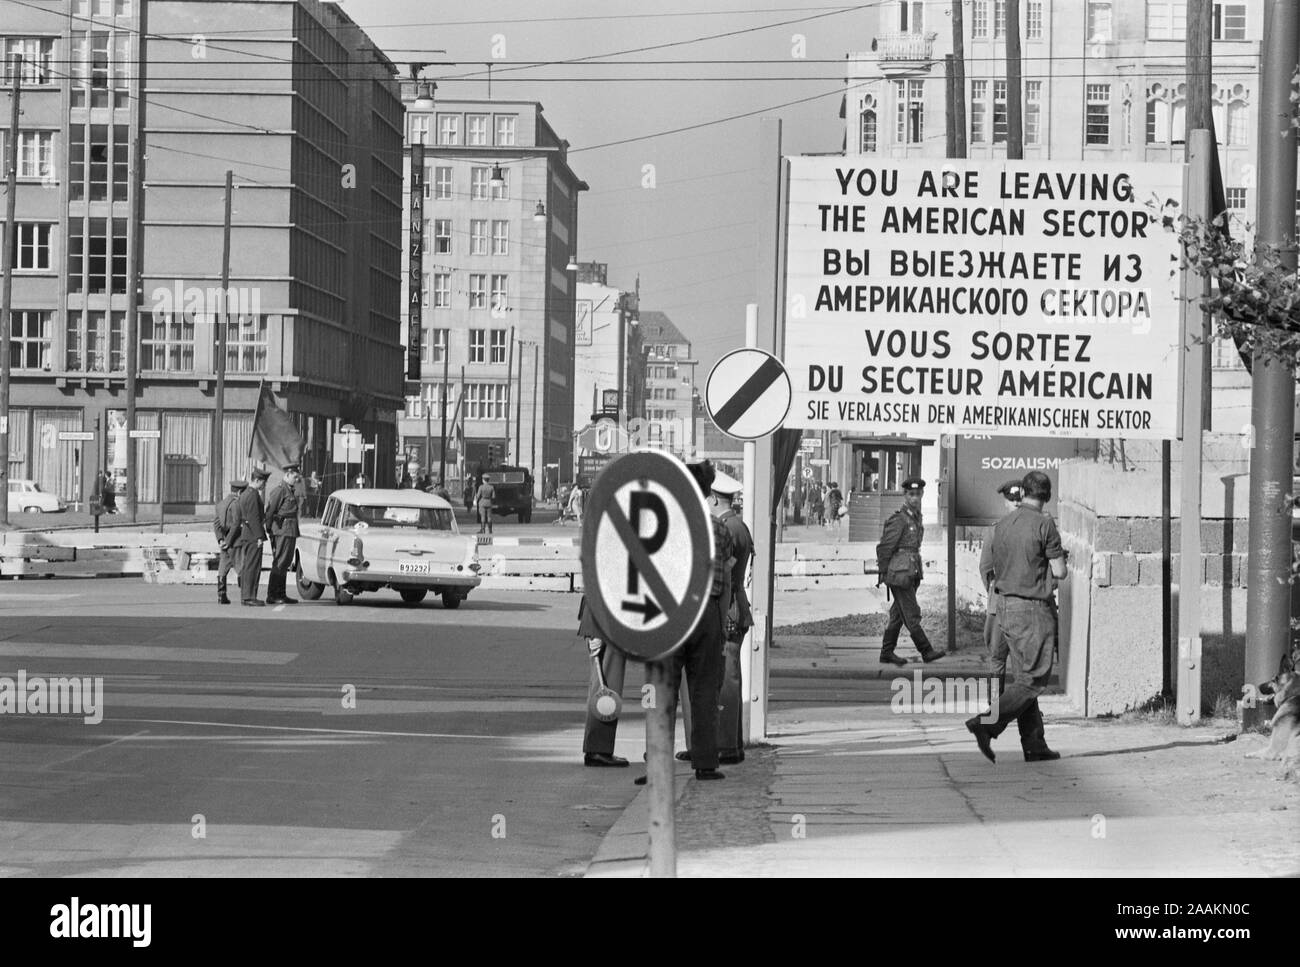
left=3, top=0, right=404, bottom=509
left=398, top=95, right=586, bottom=494
left=572, top=261, right=644, bottom=436
left=636, top=311, right=696, bottom=457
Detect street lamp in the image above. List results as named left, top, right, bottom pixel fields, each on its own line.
left=489, top=164, right=505, bottom=188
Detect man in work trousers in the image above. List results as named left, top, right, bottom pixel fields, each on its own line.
left=578, top=594, right=629, bottom=768
left=635, top=459, right=734, bottom=784
left=966, top=470, right=1066, bottom=763
left=876, top=477, right=945, bottom=665
left=677, top=470, right=753, bottom=766
left=980, top=479, right=1051, bottom=757
left=213, top=478, right=247, bottom=605
left=264, top=463, right=302, bottom=605
left=233, top=466, right=270, bottom=606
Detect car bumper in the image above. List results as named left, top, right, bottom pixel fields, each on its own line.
left=340, top=567, right=482, bottom=590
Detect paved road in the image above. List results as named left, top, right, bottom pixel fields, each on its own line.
left=0, top=580, right=651, bottom=877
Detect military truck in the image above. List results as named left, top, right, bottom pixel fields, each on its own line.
left=479, top=466, right=535, bottom=523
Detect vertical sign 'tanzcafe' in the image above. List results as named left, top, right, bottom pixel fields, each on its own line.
left=783, top=159, right=1185, bottom=440
left=408, top=143, right=424, bottom=380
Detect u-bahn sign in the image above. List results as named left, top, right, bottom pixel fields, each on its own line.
left=782, top=158, right=1185, bottom=440
left=580, top=450, right=713, bottom=661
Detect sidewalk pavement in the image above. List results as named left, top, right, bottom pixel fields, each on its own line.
left=587, top=637, right=1300, bottom=878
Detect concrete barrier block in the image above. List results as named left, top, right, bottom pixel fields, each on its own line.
left=478, top=575, right=573, bottom=592
left=1137, top=553, right=1177, bottom=586
left=1232, top=522, right=1249, bottom=552
left=1096, top=518, right=1130, bottom=552
left=1109, top=553, right=1138, bottom=586
left=776, top=574, right=873, bottom=592
left=1200, top=521, right=1225, bottom=554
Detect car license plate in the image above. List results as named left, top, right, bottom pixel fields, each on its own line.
left=398, top=561, right=430, bottom=575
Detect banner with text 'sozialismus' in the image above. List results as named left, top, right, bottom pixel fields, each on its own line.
left=783, top=158, right=1186, bottom=440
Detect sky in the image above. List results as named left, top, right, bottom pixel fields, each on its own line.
left=346, top=0, right=877, bottom=381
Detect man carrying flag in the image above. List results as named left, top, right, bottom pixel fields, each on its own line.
left=247, top=384, right=305, bottom=605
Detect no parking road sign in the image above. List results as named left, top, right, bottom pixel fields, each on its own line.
left=581, top=450, right=714, bottom=662
left=705, top=347, right=791, bottom=441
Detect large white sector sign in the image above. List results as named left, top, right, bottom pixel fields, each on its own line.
left=783, top=158, right=1186, bottom=439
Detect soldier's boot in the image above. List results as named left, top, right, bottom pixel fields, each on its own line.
left=1018, top=700, right=1059, bottom=760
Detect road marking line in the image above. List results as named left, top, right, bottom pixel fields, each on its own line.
left=0, top=643, right=295, bottom=664
left=113, top=717, right=496, bottom=739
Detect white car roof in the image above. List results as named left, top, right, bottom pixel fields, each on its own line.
left=330, top=488, right=453, bottom=510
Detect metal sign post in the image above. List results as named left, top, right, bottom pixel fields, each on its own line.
left=580, top=449, right=714, bottom=878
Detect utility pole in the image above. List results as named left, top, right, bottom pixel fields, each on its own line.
left=213, top=169, right=232, bottom=499
left=514, top=337, right=523, bottom=467
left=438, top=333, right=449, bottom=484
left=126, top=2, right=147, bottom=521
left=503, top=325, right=514, bottom=463
left=530, top=342, right=538, bottom=474
left=0, top=55, right=21, bottom=529
left=1171, top=0, right=1213, bottom=719
left=1187, top=0, right=1215, bottom=423
left=951, top=0, right=967, bottom=158
left=1006, top=0, right=1023, bottom=159
left=944, top=55, right=957, bottom=158
left=1244, top=0, right=1298, bottom=727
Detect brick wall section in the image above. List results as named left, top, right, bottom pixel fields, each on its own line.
left=1052, top=441, right=1253, bottom=717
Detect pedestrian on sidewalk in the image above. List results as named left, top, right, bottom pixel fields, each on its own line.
left=967, top=470, right=1066, bottom=763
left=577, top=594, right=629, bottom=768
left=809, top=485, right=824, bottom=526
left=875, top=477, right=945, bottom=665
left=980, top=479, right=1051, bottom=758
left=826, top=482, right=843, bottom=531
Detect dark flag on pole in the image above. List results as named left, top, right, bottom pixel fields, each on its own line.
left=249, top=382, right=304, bottom=470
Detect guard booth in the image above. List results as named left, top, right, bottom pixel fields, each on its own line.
left=844, top=436, right=935, bottom=543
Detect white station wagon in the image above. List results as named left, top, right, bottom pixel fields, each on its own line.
left=295, top=489, right=481, bottom=608
left=7, top=479, right=66, bottom=514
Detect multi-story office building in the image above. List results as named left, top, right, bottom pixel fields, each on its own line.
left=573, top=261, right=643, bottom=434
left=2, top=0, right=404, bottom=510
left=637, top=310, right=696, bottom=457
left=838, top=0, right=1267, bottom=524
left=397, top=93, right=586, bottom=494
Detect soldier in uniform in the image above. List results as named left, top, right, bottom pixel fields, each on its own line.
left=264, top=463, right=303, bottom=605
left=635, top=459, right=734, bottom=785
left=213, top=478, right=247, bottom=605
left=966, top=470, right=1066, bottom=763
left=979, top=479, right=1049, bottom=756
left=875, top=477, right=946, bottom=665
left=233, top=466, right=270, bottom=606
left=677, top=471, right=753, bottom=766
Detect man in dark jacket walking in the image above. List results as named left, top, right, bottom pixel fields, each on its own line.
left=876, top=477, right=945, bottom=665
left=213, top=478, right=247, bottom=605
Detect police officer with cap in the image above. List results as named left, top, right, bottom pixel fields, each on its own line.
left=232, top=465, right=271, bottom=605
left=677, top=469, right=753, bottom=766
left=214, top=478, right=247, bottom=605
left=264, top=463, right=303, bottom=604
left=876, top=476, right=945, bottom=665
